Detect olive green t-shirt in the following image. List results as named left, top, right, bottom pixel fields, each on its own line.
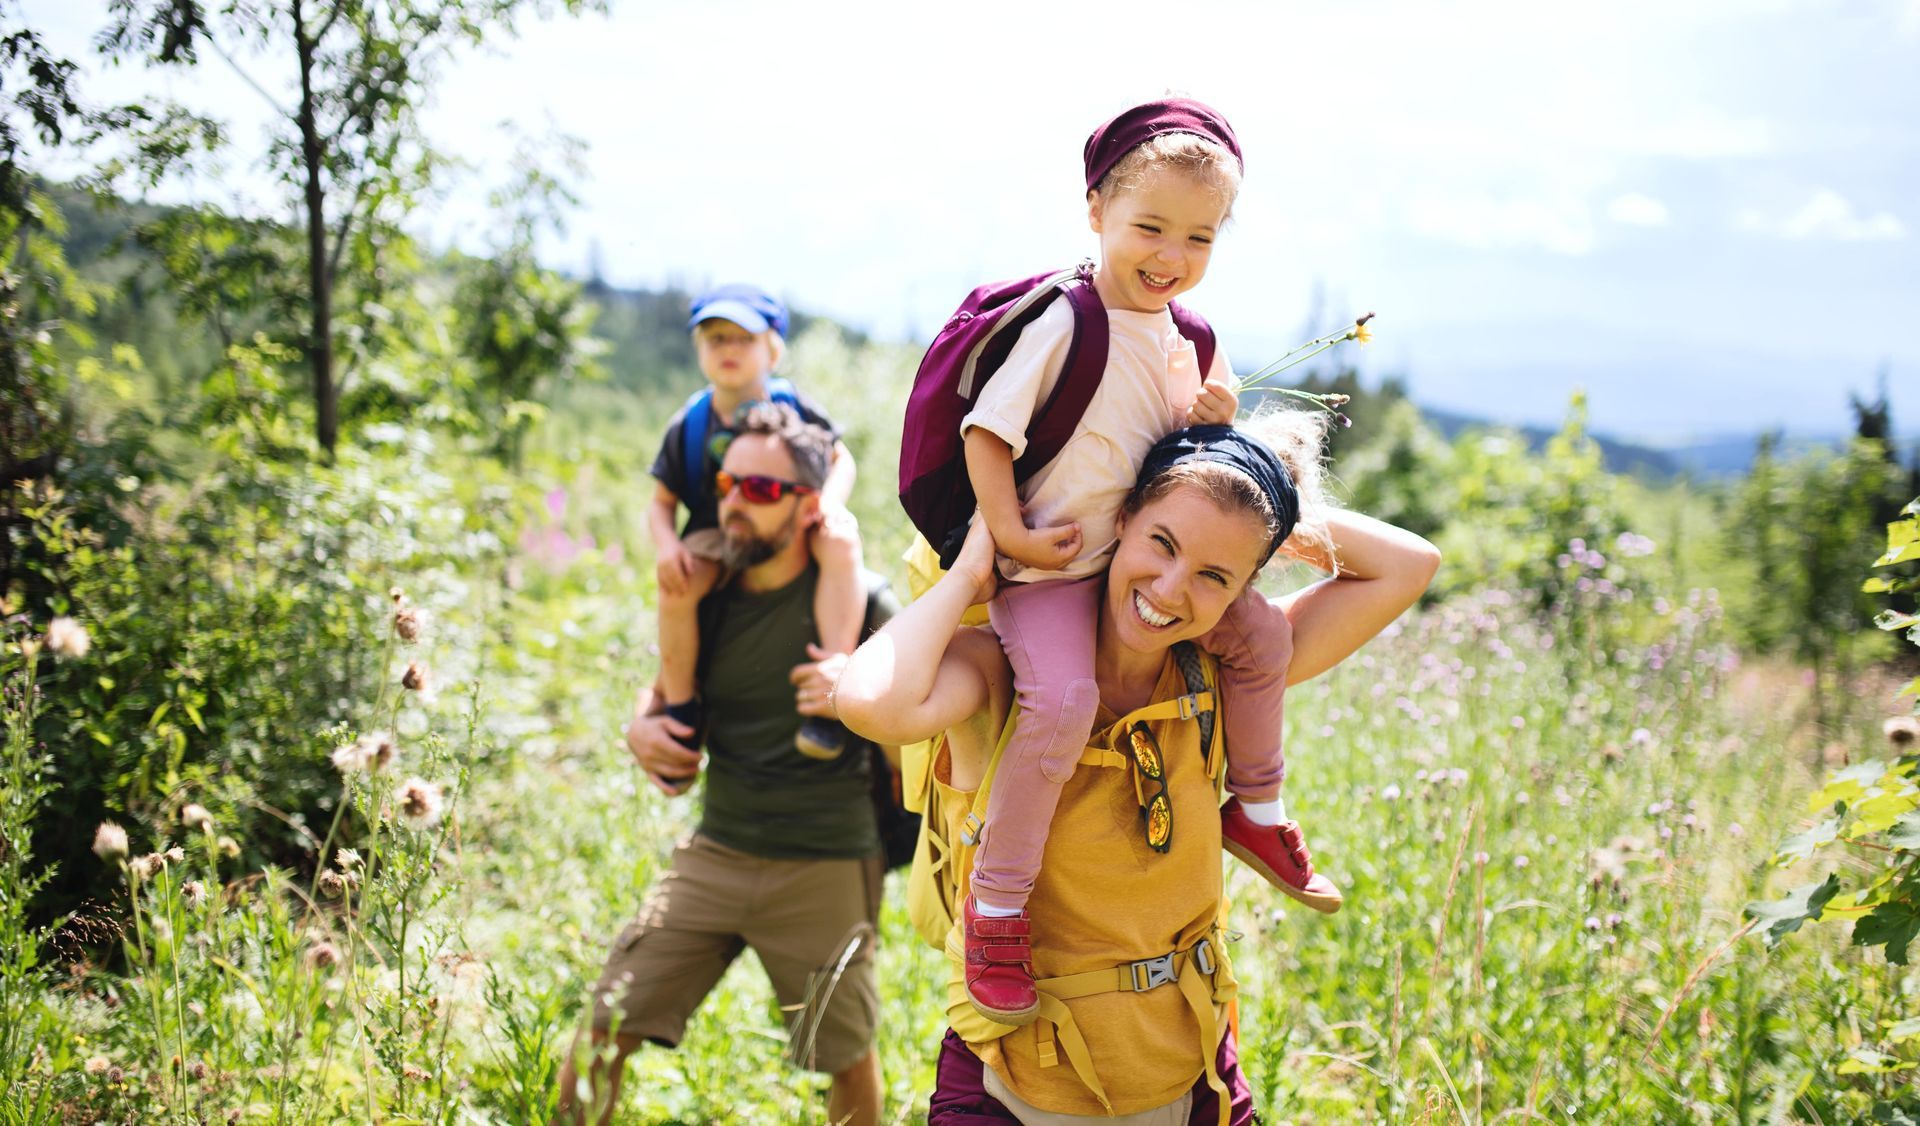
left=695, top=567, right=899, bottom=860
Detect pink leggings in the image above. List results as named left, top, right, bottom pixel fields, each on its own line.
left=971, top=576, right=1293, bottom=911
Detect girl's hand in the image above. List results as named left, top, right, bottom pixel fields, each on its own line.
left=1188, top=377, right=1239, bottom=426
left=1000, top=518, right=1083, bottom=572
left=656, top=538, right=694, bottom=598
left=949, top=518, right=1001, bottom=606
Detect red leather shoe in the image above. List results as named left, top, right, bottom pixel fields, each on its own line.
left=962, top=895, right=1039, bottom=1024
left=1220, top=798, right=1344, bottom=914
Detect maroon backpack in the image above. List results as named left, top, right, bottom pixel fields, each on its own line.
left=899, top=262, right=1217, bottom=567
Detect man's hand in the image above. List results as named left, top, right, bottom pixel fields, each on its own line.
left=791, top=643, right=851, bottom=718
left=626, top=712, right=703, bottom=795
left=1187, top=377, right=1239, bottom=425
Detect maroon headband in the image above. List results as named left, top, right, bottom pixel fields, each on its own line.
left=1083, top=97, right=1244, bottom=193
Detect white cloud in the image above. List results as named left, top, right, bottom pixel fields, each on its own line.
left=1607, top=193, right=1671, bottom=227
left=1740, top=189, right=1909, bottom=242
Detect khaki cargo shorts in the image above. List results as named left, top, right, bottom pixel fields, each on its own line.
left=590, top=833, right=884, bottom=1074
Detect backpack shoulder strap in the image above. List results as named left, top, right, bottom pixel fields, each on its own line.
left=1013, top=266, right=1110, bottom=483
left=680, top=385, right=716, bottom=513
left=1167, top=302, right=1218, bottom=380
left=959, top=704, right=1024, bottom=848
left=766, top=376, right=800, bottom=407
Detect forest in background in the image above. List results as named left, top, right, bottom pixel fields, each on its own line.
left=7, top=2, right=1920, bottom=1121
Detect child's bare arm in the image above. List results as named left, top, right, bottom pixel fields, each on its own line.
left=649, top=483, right=694, bottom=597
left=962, top=428, right=1082, bottom=572
left=820, top=440, right=857, bottom=510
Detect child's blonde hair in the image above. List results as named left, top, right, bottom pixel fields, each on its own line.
left=1092, top=132, right=1243, bottom=219
left=1123, top=404, right=1334, bottom=572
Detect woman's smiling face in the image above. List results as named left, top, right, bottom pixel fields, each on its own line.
left=1104, top=483, right=1268, bottom=655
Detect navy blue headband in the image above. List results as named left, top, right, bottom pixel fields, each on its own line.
left=1137, top=425, right=1299, bottom=566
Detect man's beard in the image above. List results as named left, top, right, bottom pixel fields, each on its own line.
left=720, top=508, right=800, bottom=571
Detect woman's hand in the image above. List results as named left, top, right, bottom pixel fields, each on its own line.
left=949, top=518, right=1002, bottom=606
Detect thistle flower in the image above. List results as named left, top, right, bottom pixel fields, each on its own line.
left=93, top=821, right=130, bottom=861
left=180, top=804, right=214, bottom=833
left=318, top=870, right=347, bottom=898
left=335, top=848, right=362, bottom=870
left=393, top=606, right=425, bottom=643
left=164, top=846, right=185, bottom=864
left=332, top=731, right=397, bottom=774
left=306, top=942, right=341, bottom=970
left=181, top=881, right=208, bottom=908
left=129, top=853, right=162, bottom=880
left=45, top=616, right=91, bottom=660
left=85, top=1056, right=110, bottom=1075
left=397, top=778, right=445, bottom=828
left=1886, top=716, right=1919, bottom=750
left=401, top=661, right=430, bottom=693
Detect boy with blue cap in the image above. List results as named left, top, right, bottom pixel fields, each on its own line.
left=648, top=284, right=865, bottom=763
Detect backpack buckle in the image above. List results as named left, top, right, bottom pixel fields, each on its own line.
left=1127, top=952, right=1178, bottom=991
left=960, top=813, right=984, bottom=847
left=1175, top=693, right=1202, bottom=721
left=1192, top=939, right=1216, bottom=976
left=1074, top=258, right=1095, bottom=284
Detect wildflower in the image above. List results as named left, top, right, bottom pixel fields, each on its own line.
left=164, top=846, right=185, bottom=864
left=1583, top=915, right=1602, bottom=932
left=129, top=853, right=162, bottom=880
left=1885, top=716, right=1919, bottom=750
left=46, top=616, right=91, bottom=660
left=402, top=1064, right=433, bottom=1082
left=397, top=778, right=445, bottom=828
left=335, top=848, right=362, bottom=870
left=181, top=881, right=208, bottom=908
left=306, top=942, right=341, bottom=970
left=108, top=1065, right=125, bottom=1083
left=401, top=661, right=430, bottom=692
left=318, top=870, right=346, bottom=898
left=393, top=605, right=425, bottom=643
left=85, top=1055, right=110, bottom=1075
left=1380, top=783, right=1402, bottom=802
left=1473, top=851, right=1489, bottom=865
left=188, top=1060, right=208, bottom=1081
left=332, top=730, right=397, bottom=774
left=216, top=836, right=241, bottom=858
left=1727, top=822, right=1745, bottom=838
left=180, top=804, right=213, bottom=833
left=1513, top=855, right=1530, bottom=869
left=92, top=822, right=129, bottom=861
left=1350, top=312, right=1375, bottom=345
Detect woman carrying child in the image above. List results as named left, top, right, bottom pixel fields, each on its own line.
left=943, top=97, right=1349, bottom=1024
left=837, top=416, right=1439, bottom=1122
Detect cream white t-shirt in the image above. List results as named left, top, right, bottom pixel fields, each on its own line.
left=959, top=297, right=1233, bottom=583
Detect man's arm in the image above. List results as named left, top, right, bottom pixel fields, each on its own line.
left=626, top=676, right=702, bottom=796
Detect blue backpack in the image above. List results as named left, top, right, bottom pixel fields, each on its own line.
left=679, top=377, right=802, bottom=513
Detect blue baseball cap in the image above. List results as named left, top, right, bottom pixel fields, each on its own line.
left=688, top=284, right=789, bottom=338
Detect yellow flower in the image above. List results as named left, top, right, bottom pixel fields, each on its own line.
left=1352, top=320, right=1373, bottom=345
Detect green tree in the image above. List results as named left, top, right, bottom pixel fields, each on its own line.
left=99, top=0, right=603, bottom=457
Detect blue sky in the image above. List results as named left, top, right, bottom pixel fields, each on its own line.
left=25, top=0, right=1920, bottom=442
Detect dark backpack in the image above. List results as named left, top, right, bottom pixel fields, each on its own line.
left=679, top=377, right=802, bottom=514
left=898, top=262, right=1216, bottom=568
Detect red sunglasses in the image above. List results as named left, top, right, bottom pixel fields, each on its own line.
left=714, top=470, right=816, bottom=505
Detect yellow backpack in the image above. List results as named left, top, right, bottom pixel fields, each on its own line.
left=898, top=535, right=1225, bottom=950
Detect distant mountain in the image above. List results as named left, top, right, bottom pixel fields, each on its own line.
left=1419, top=405, right=1682, bottom=479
